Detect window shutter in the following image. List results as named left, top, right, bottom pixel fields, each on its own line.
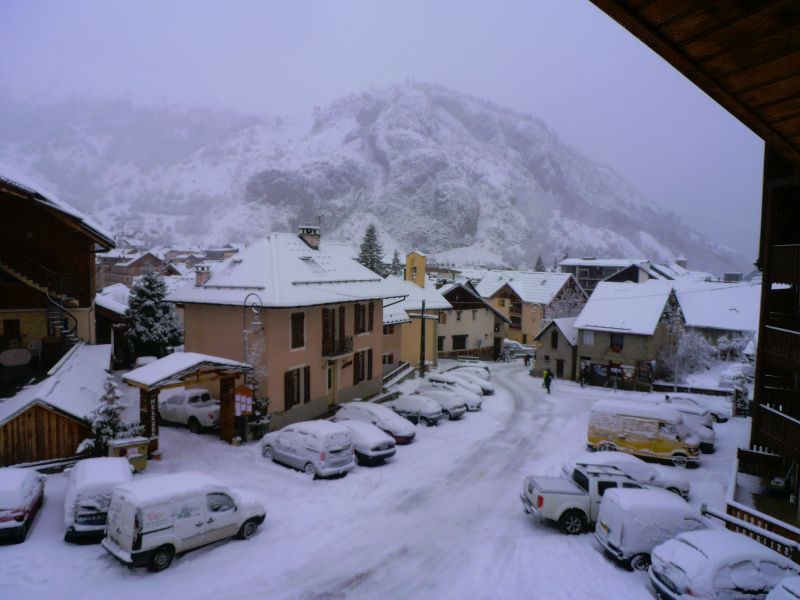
left=284, top=370, right=294, bottom=410
left=368, top=302, right=374, bottom=331
left=367, top=348, right=373, bottom=380
left=303, top=366, right=311, bottom=403
left=353, top=352, right=360, bottom=386
left=338, top=306, right=346, bottom=339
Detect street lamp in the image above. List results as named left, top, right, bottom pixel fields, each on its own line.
left=242, top=292, right=264, bottom=368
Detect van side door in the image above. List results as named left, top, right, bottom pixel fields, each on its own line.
left=172, top=495, right=208, bottom=552
left=204, top=492, right=240, bottom=543
left=592, top=480, right=618, bottom=520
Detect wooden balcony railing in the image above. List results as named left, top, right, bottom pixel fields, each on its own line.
left=737, top=448, right=787, bottom=478
left=762, top=387, right=800, bottom=420
left=322, top=336, right=353, bottom=358
left=752, top=404, right=800, bottom=459
left=772, top=244, right=800, bottom=285
left=763, top=325, right=800, bottom=373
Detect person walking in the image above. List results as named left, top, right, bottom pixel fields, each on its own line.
left=544, top=369, right=554, bottom=394
left=541, top=368, right=549, bottom=390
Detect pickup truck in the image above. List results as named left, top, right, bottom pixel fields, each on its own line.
left=520, top=464, right=646, bottom=534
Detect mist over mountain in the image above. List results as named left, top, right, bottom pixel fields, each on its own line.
left=0, top=83, right=744, bottom=271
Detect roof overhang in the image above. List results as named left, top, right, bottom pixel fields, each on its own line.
left=123, top=352, right=251, bottom=391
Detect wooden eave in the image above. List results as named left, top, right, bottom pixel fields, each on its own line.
left=590, top=0, right=800, bottom=164
left=123, top=365, right=251, bottom=392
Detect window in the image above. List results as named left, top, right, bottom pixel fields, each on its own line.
left=522, top=334, right=527, bottom=344
left=499, top=298, right=506, bottom=307
left=206, top=493, right=235, bottom=513
left=382, top=353, right=394, bottom=365
left=452, top=335, right=468, bottom=351
left=353, top=349, right=373, bottom=385
left=583, top=330, right=594, bottom=346
left=659, top=422, right=677, bottom=436
left=284, top=366, right=310, bottom=410
left=338, top=306, right=346, bottom=338
left=551, top=329, right=559, bottom=350
left=355, top=303, right=372, bottom=334
left=472, top=310, right=477, bottom=321
left=368, top=301, right=375, bottom=331
left=456, top=311, right=462, bottom=322
left=597, top=481, right=618, bottom=497
left=544, top=354, right=550, bottom=362
left=440, top=312, right=447, bottom=325
left=291, top=312, right=305, bottom=349
left=167, top=395, right=184, bottom=405
left=610, top=333, right=624, bottom=353
left=383, top=324, right=395, bottom=335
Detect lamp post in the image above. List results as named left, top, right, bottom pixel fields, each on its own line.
left=242, top=292, right=264, bottom=366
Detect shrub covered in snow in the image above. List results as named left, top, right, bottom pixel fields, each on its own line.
left=78, top=379, right=141, bottom=456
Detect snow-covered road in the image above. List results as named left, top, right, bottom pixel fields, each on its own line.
left=0, top=362, right=749, bottom=600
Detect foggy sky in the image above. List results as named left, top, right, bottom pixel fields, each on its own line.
left=0, top=0, right=763, bottom=260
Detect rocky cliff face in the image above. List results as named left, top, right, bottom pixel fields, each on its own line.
left=0, top=83, right=743, bottom=271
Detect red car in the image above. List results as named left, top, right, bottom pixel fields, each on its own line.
left=0, top=467, right=46, bottom=543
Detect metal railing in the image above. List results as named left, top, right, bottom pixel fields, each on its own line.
left=322, top=336, right=354, bottom=358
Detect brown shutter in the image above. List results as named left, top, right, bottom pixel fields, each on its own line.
left=367, top=348, right=373, bottom=380
left=354, top=304, right=362, bottom=334
left=368, top=302, right=374, bottom=331
left=339, top=306, right=346, bottom=339
left=284, top=370, right=294, bottom=410
left=353, top=352, right=359, bottom=386
left=322, top=309, right=331, bottom=352
left=303, top=366, right=311, bottom=404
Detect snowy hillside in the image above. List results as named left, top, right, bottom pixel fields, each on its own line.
left=0, top=84, right=744, bottom=271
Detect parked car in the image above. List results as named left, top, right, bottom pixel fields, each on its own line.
left=261, top=421, right=356, bottom=478
left=416, top=382, right=483, bottom=411
left=679, top=418, right=716, bottom=454
left=664, top=395, right=730, bottom=423
left=562, top=451, right=690, bottom=498
left=102, top=472, right=266, bottom=571
left=661, top=395, right=713, bottom=428
left=594, top=488, right=705, bottom=571
left=453, top=361, right=491, bottom=379
left=450, top=365, right=492, bottom=381
left=332, top=402, right=416, bottom=444
left=448, top=371, right=495, bottom=394
left=0, top=467, right=45, bottom=543
left=588, top=401, right=700, bottom=468
left=414, top=388, right=469, bottom=419
left=158, top=388, right=219, bottom=433
left=385, top=395, right=444, bottom=426
left=427, top=373, right=484, bottom=396
left=64, top=457, right=133, bottom=543
left=336, top=420, right=396, bottom=465
left=767, top=576, right=800, bottom=600
left=649, top=530, right=799, bottom=600
left=520, top=463, right=645, bottom=534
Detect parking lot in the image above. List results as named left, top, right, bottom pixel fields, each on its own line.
left=0, top=361, right=749, bottom=600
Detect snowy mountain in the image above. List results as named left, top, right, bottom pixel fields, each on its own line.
left=0, top=84, right=744, bottom=271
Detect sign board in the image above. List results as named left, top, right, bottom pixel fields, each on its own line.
left=234, top=384, right=254, bottom=417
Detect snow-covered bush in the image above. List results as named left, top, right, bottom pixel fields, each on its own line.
left=716, top=333, right=753, bottom=361
left=126, top=267, right=183, bottom=358
left=78, top=379, right=141, bottom=455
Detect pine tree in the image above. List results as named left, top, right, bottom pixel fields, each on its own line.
left=389, top=250, right=403, bottom=276
left=126, top=267, right=183, bottom=358
left=78, top=379, right=140, bottom=455
left=534, top=255, right=545, bottom=271
left=357, top=225, right=386, bottom=276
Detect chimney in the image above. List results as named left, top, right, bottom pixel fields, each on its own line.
left=194, top=264, right=211, bottom=286
left=298, top=225, right=321, bottom=250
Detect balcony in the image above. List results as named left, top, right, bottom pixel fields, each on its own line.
left=772, top=244, right=800, bottom=285
left=752, top=404, right=800, bottom=458
left=762, top=325, right=800, bottom=374
left=322, top=336, right=353, bottom=358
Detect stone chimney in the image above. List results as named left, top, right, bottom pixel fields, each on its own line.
left=298, top=225, right=321, bottom=250
left=675, top=254, right=688, bottom=269
left=194, top=264, right=211, bottom=286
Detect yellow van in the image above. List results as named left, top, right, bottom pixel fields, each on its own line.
left=587, top=400, right=700, bottom=468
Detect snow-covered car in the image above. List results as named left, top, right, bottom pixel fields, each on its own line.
left=416, top=382, right=483, bottom=411
left=335, top=420, right=396, bottom=465
left=414, top=391, right=466, bottom=420
left=102, top=473, right=266, bottom=571
left=767, top=576, right=800, bottom=600
left=649, top=530, right=800, bottom=600
left=332, top=402, right=416, bottom=444
left=562, top=451, right=690, bottom=498
left=662, top=395, right=713, bottom=427
left=427, top=373, right=484, bottom=396
left=385, top=395, right=444, bottom=426
left=158, top=388, right=219, bottom=433
left=452, top=363, right=492, bottom=380
left=0, top=467, right=45, bottom=543
left=64, top=457, right=133, bottom=543
left=680, top=419, right=716, bottom=454
left=261, top=421, right=356, bottom=479
left=595, top=488, right=705, bottom=571
left=447, top=371, right=495, bottom=394
left=665, top=395, right=730, bottom=423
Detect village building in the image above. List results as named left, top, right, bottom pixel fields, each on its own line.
left=437, top=282, right=510, bottom=360
left=674, top=281, right=761, bottom=344
left=559, top=257, right=648, bottom=296
left=168, top=227, right=399, bottom=430
left=532, top=317, right=578, bottom=380
left=96, top=250, right=181, bottom=289
left=381, top=302, right=411, bottom=376
left=474, top=270, right=586, bottom=345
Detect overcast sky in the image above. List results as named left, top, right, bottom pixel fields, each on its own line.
left=0, top=0, right=764, bottom=260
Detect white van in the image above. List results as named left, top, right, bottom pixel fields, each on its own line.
left=64, top=457, right=133, bottom=543
left=594, top=488, right=706, bottom=571
left=102, top=473, right=266, bottom=571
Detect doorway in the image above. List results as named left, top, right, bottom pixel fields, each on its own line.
left=556, top=359, right=565, bottom=379
left=327, top=362, right=337, bottom=406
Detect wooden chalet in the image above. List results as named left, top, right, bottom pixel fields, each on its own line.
left=592, top=0, right=800, bottom=560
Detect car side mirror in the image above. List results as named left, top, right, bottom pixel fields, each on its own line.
left=676, top=435, right=683, bottom=442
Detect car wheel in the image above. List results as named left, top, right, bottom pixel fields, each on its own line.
left=442, top=410, right=451, bottom=421
left=262, top=445, right=274, bottom=461
left=148, top=545, right=175, bottom=572
left=303, top=463, right=317, bottom=479
left=558, top=510, right=587, bottom=535
left=13, top=521, right=28, bottom=544
left=188, top=418, right=201, bottom=434
left=597, top=441, right=616, bottom=452
left=630, top=553, right=650, bottom=572
left=672, top=453, right=689, bottom=468
left=236, top=519, right=259, bottom=540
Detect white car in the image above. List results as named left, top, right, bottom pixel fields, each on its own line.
left=453, top=362, right=491, bottom=379
left=448, top=371, right=495, bottom=394
left=335, top=420, right=396, bottom=465
left=662, top=395, right=713, bottom=427
left=385, top=395, right=444, bottom=426
left=414, top=391, right=466, bottom=420
left=261, top=421, right=356, bottom=479
left=428, top=373, right=484, bottom=396
left=562, top=451, right=690, bottom=498
left=680, top=418, right=716, bottom=454
left=0, top=468, right=45, bottom=543
left=332, top=402, right=417, bottom=444
left=649, top=530, right=799, bottom=599
left=417, top=382, right=483, bottom=411
left=768, top=577, right=800, bottom=600
left=159, top=388, right=219, bottom=433
left=666, top=395, right=730, bottom=423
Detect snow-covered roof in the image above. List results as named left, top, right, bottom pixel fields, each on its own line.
left=574, top=280, right=673, bottom=335
left=123, top=352, right=250, bottom=390
left=675, top=282, right=761, bottom=333
left=560, top=258, right=647, bottom=268
left=535, top=317, right=578, bottom=346
left=115, top=472, right=226, bottom=505
left=95, top=283, right=131, bottom=316
left=591, top=400, right=683, bottom=423
left=168, top=233, right=402, bottom=308
left=384, top=275, right=452, bottom=312
left=0, top=160, right=114, bottom=248
left=440, top=282, right=511, bottom=323
left=383, top=301, right=412, bottom=326
left=474, top=270, right=575, bottom=305
left=0, top=343, right=112, bottom=426
left=603, top=488, right=692, bottom=513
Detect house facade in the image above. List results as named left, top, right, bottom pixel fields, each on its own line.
left=438, top=282, right=509, bottom=359
left=169, top=227, right=397, bottom=430
left=559, top=258, right=647, bottom=296
left=96, top=251, right=180, bottom=288
left=532, top=317, right=578, bottom=380
left=382, top=304, right=410, bottom=376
